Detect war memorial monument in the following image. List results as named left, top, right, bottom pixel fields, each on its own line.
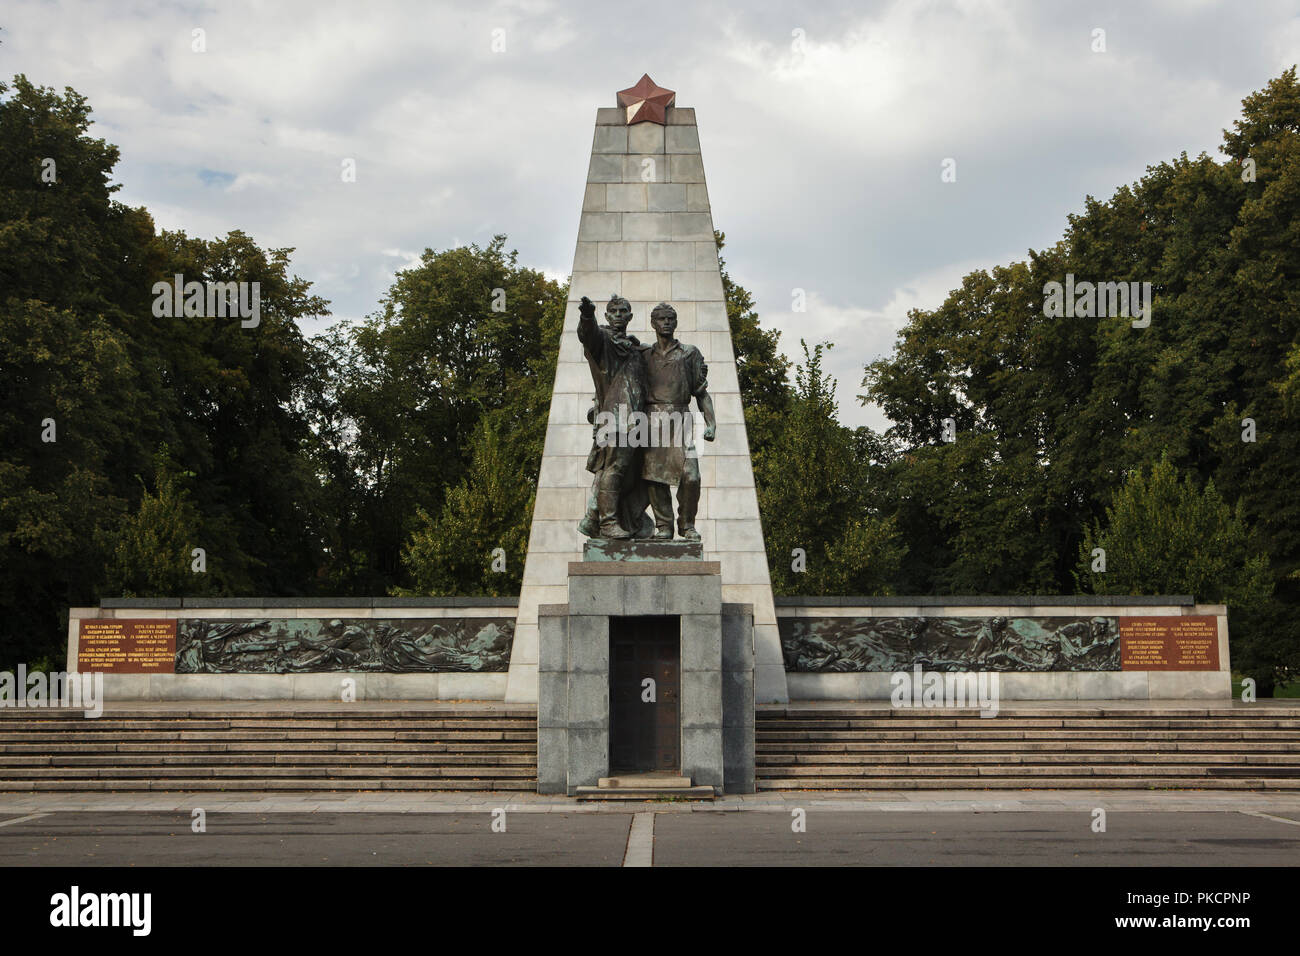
left=61, top=76, right=1240, bottom=798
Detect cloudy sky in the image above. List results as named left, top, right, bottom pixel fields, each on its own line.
left=4, top=0, right=1298, bottom=427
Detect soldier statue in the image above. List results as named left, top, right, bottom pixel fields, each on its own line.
left=641, top=302, right=715, bottom=540
left=575, top=295, right=653, bottom=539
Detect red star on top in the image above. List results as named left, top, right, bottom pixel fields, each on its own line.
left=616, top=74, right=676, bottom=125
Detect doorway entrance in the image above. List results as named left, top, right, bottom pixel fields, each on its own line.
left=609, top=616, right=680, bottom=773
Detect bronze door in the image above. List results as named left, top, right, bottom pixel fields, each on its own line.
left=609, top=616, right=680, bottom=773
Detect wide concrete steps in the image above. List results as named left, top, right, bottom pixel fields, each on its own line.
left=0, top=707, right=538, bottom=792
left=756, top=706, right=1300, bottom=790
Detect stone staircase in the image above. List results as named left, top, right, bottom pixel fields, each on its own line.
left=0, top=704, right=537, bottom=791
left=11, top=702, right=1298, bottom=794
left=756, top=704, right=1300, bottom=790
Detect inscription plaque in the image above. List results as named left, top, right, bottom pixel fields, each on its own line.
left=1119, top=616, right=1219, bottom=671
left=76, top=619, right=177, bottom=673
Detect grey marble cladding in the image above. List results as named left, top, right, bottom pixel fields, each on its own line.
left=536, top=565, right=753, bottom=794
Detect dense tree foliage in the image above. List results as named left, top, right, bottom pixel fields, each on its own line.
left=755, top=342, right=903, bottom=596
left=331, top=237, right=567, bottom=593
left=1, top=76, right=328, bottom=666
left=399, top=412, right=539, bottom=597
left=1076, top=455, right=1270, bottom=607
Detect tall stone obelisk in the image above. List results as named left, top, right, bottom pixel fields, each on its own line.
left=505, top=76, right=789, bottom=704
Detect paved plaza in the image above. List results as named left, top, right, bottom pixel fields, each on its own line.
left=2, top=790, right=1298, bottom=867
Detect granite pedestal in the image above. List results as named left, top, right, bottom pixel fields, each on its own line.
left=537, top=558, right=754, bottom=795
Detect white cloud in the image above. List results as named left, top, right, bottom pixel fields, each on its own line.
left=757, top=254, right=1013, bottom=430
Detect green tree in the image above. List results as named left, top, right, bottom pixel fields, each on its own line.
left=1076, top=455, right=1271, bottom=607
left=334, top=236, right=566, bottom=592
left=716, top=230, right=791, bottom=463
left=819, top=513, right=907, bottom=596
left=758, top=342, right=902, bottom=595
left=0, top=75, right=159, bottom=666
left=861, top=261, right=1071, bottom=593
left=396, top=270, right=565, bottom=597
left=102, top=454, right=220, bottom=597
left=400, top=414, right=534, bottom=596
left=0, top=75, right=159, bottom=318
left=148, top=228, right=332, bottom=596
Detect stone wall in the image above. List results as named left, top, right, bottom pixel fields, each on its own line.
left=776, top=596, right=1232, bottom=700
left=68, top=594, right=1232, bottom=702
left=67, top=598, right=518, bottom=701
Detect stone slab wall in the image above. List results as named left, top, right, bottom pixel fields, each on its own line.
left=67, top=600, right=518, bottom=701
left=776, top=596, right=1231, bottom=700
left=721, top=603, right=756, bottom=792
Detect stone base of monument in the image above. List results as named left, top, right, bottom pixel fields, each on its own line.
left=537, top=558, right=756, bottom=796
left=582, top=539, right=705, bottom=562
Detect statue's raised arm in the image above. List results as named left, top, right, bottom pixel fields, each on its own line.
left=576, top=295, right=601, bottom=358
left=575, top=295, right=652, bottom=539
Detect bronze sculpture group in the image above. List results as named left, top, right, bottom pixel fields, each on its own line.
left=576, top=294, right=716, bottom=541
